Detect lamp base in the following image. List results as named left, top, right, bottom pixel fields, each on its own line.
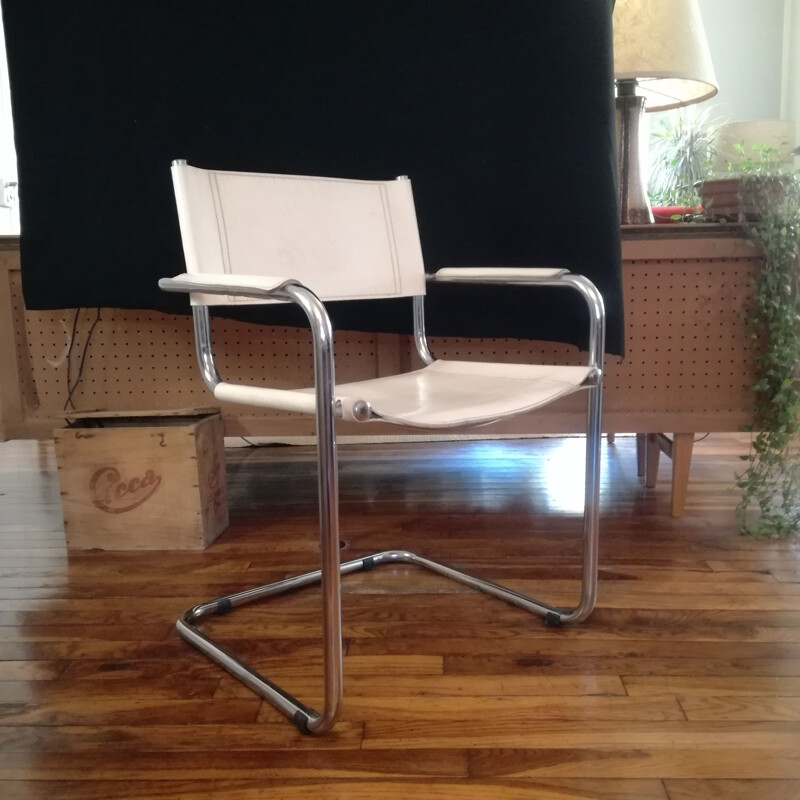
left=616, top=82, right=653, bottom=224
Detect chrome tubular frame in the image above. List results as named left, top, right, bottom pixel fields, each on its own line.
left=178, top=285, right=345, bottom=734
left=191, top=306, right=221, bottom=392
left=558, top=274, right=605, bottom=622
left=412, top=295, right=435, bottom=364
left=175, top=273, right=605, bottom=733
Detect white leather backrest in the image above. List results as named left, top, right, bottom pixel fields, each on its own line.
left=171, top=164, right=427, bottom=305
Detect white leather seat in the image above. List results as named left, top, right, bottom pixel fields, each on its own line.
left=216, top=360, right=590, bottom=426
left=160, top=161, right=606, bottom=735
left=334, top=360, right=592, bottom=427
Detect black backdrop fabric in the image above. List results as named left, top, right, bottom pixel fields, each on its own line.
left=3, top=0, right=624, bottom=355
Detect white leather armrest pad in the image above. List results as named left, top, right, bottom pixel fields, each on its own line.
left=159, top=273, right=300, bottom=295
left=431, top=267, right=567, bottom=282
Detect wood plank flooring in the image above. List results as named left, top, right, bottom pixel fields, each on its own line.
left=0, top=433, right=798, bottom=799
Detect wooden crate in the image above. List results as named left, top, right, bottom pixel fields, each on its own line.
left=54, top=408, right=228, bottom=550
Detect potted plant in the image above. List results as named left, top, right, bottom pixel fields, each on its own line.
left=697, top=141, right=790, bottom=222
left=733, top=153, right=800, bottom=537
left=648, top=107, right=716, bottom=221
left=650, top=119, right=800, bottom=535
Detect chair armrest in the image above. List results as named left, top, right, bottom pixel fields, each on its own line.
left=159, top=273, right=337, bottom=416
left=429, top=267, right=568, bottom=284
left=159, top=272, right=303, bottom=300
left=427, top=267, right=605, bottom=372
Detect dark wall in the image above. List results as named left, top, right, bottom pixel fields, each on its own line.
left=3, top=1, right=623, bottom=354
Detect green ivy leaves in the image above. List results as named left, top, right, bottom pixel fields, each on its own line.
left=735, top=171, right=800, bottom=538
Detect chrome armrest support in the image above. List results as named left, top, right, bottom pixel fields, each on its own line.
left=412, top=295, right=435, bottom=365
left=192, top=306, right=221, bottom=393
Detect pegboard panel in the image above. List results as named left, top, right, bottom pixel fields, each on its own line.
left=10, top=271, right=378, bottom=424
left=426, top=252, right=759, bottom=419
left=2, top=231, right=763, bottom=438
left=617, top=255, right=758, bottom=415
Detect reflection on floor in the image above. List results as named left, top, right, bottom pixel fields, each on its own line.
left=0, top=433, right=798, bottom=799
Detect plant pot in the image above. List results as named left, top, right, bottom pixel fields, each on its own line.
left=696, top=176, right=786, bottom=222
left=651, top=205, right=702, bottom=223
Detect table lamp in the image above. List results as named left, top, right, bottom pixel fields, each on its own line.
left=613, top=0, right=718, bottom=223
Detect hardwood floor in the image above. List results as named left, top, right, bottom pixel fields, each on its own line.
left=0, top=433, right=799, bottom=799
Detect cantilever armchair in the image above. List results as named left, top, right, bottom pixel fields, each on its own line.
left=160, top=160, right=605, bottom=734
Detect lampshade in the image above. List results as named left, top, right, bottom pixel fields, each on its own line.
left=613, top=0, right=718, bottom=112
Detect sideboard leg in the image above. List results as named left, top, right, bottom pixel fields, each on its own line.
left=636, top=433, right=646, bottom=477
left=671, top=433, right=695, bottom=518
left=645, top=433, right=660, bottom=488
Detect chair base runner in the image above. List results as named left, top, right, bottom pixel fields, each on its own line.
left=176, top=548, right=591, bottom=734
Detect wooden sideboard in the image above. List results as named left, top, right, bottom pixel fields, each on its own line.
left=0, top=226, right=761, bottom=514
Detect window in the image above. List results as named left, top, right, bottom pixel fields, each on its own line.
left=0, top=5, right=19, bottom=235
